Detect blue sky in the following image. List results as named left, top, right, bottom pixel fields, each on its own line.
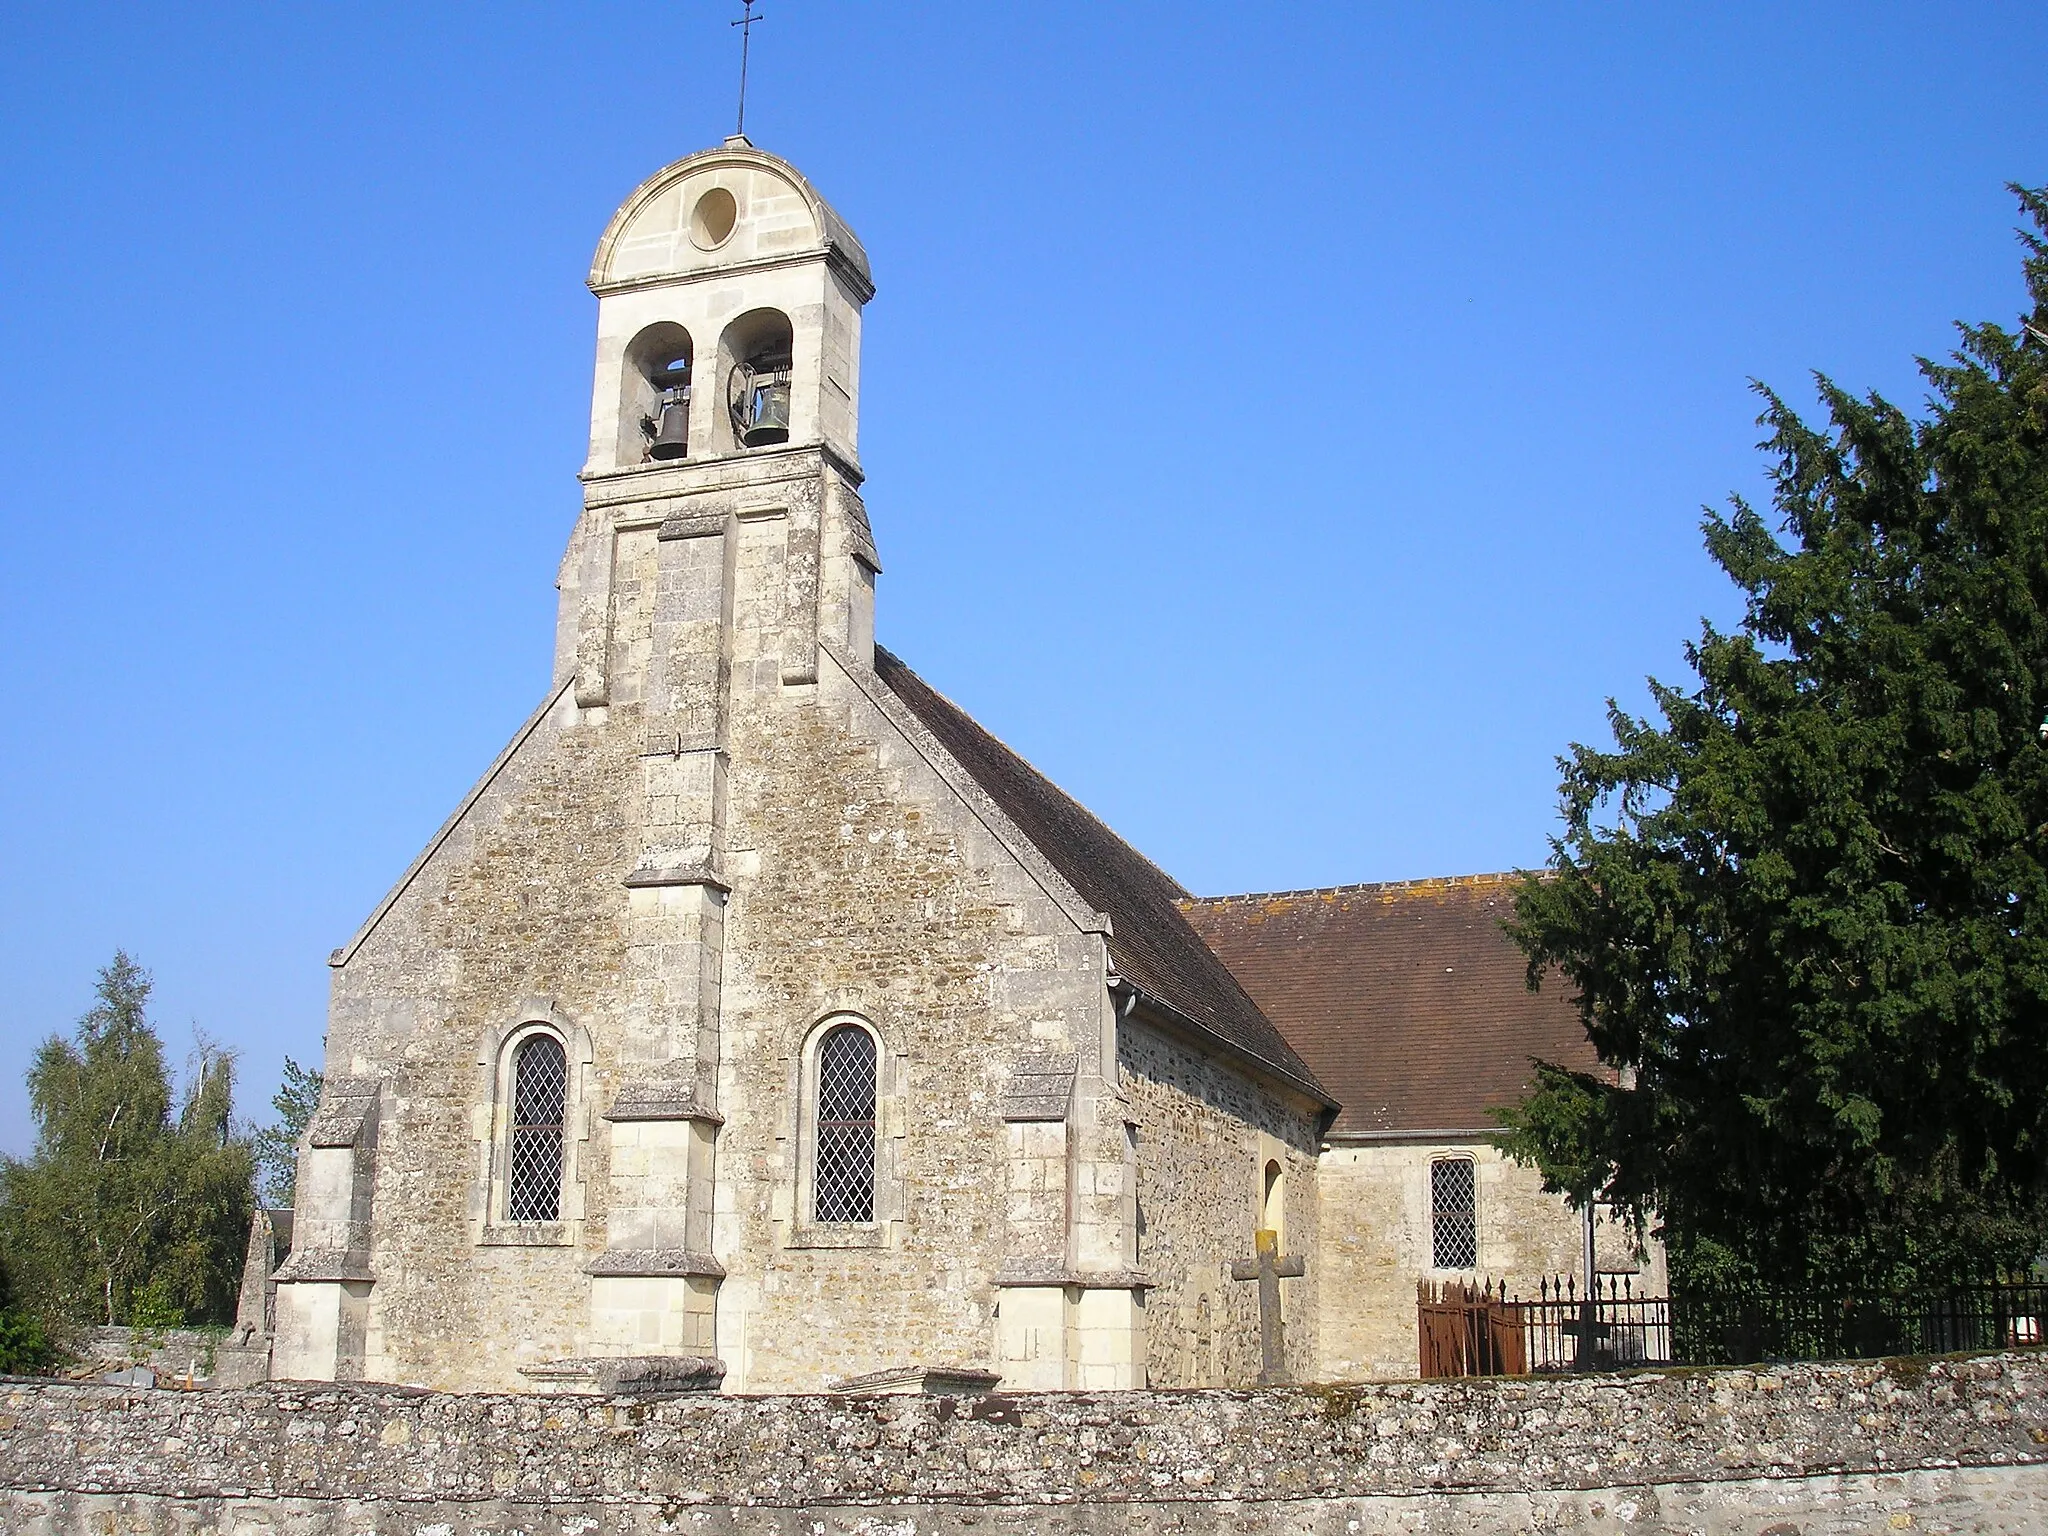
left=1, top=2, right=2043, bottom=1152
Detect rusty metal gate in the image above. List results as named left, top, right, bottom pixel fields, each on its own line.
left=1417, top=1277, right=1527, bottom=1378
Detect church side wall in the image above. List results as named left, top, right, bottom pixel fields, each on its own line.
left=1116, top=1015, right=1321, bottom=1387
left=1315, top=1140, right=1661, bottom=1382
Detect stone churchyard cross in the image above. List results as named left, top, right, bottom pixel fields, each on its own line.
left=1230, top=1228, right=1305, bottom=1384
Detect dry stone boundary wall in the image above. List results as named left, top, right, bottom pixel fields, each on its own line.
left=4, top=1353, right=2048, bottom=1533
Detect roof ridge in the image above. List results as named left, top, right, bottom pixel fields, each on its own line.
left=1186, top=871, right=1534, bottom=906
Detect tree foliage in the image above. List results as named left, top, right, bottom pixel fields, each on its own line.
left=252, top=1054, right=323, bottom=1209
left=0, top=1255, right=53, bottom=1374
left=0, top=954, right=255, bottom=1325
left=1502, top=187, right=2048, bottom=1290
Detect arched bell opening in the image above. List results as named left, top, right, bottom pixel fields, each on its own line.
left=718, top=307, right=794, bottom=450
left=620, top=322, right=695, bottom=465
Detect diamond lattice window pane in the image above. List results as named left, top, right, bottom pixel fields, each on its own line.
left=509, top=1126, right=564, bottom=1221
left=513, top=1036, right=566, bottom=1126
left=1431, top=1158, right=1477, bottom=1270
left=508, top=1035, right=567, bottom=1222
left=814, top=1026, right=876, bottom=1223
left=815, top=1123, right=876, bottom=1223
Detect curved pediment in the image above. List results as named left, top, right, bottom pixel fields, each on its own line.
left=589, top=142, right=871, bottom=296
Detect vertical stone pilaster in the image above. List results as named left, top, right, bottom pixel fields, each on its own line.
left=994, top=1286, right=1067, bottom=1390
left=994, top=1054, right=1076, bottom=1387
left=648, top=513, right=731, bottom=746
left=779, top=477, right=822, bottom=685
left=990, top=1051, right=1145, bottom=1388
left=818, top=474, right=879, bottom=669
left=1072, top=1287, right=1146, bottom=1390
left=1070, top=1089, right=1134, bottom=1272
left=565, top=511, right=617, bottom=709
left=595, top=510, right=736, bottom=1359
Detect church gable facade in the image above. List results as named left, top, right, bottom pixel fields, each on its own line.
left=272, top=141, right=1334, bottom=1396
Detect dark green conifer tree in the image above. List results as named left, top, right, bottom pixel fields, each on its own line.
left=1503, top=188, right=2048, bottom=1290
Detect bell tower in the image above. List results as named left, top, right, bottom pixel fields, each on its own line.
left=580, top=137, right=871, bottom=476
left=558, top=140, right=879, bottom=1371
left=560, top=136, right=879, bottom=711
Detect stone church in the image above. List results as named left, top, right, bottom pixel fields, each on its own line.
left=271, top=140, right=1656, bottom=1395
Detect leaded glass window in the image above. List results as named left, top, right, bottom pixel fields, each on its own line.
left=508, top=1034, right=567, bottom=1222
left=813, top=1024, right=876, bottom=1223
left=1431, top=1157, right=1477, bottom=1270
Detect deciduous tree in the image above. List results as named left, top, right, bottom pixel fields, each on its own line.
left=0, top=954, right=254, bottom=1324
left=252, top=1055, right=323, bottom=1208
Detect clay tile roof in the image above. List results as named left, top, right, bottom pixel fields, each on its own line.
left=875, top=647, right=1333, bottom=1107
left=1180, top=875, right=1595, bottom=1139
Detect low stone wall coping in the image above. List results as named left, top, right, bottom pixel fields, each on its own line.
left=2, top=1353, right=2045, bottom=1510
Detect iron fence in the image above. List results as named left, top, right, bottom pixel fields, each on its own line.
left=1672, top=1277, right=2048, bottom=1366
left=1516, top=1273, right=1673, bottom=1371
left=1418, top=1274, right=2048, bottom=1378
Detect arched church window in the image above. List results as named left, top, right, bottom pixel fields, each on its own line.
left=1430, top=1156, right=1477, bottom=1271
left=720, top=308, right=794, bottom=449
left=508, top=1034, right=567, bottom=1222
left=812, top=1023, right=876, bottom=1223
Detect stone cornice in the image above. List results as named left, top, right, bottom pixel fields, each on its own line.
left=585, top=1250, right=726, bottom=1279
left=991, top=1265, right=1157, bottom=1291
left=621, top=864, right=730, bottom=893
left=589, top=244, right=875, bottom=304
left=602, top=1087, right=725, bottom=1125
left=271, top=1250, right=374, bottom=1286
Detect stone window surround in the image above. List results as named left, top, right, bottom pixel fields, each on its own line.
left=1253, top=1129, right=1297, bottom=1253
left=783, top=1009, right=903, bottom=1250
left=1259, top=1156, right=1285, bottom=1243
left=475, top=1001, right=593, bottom=1247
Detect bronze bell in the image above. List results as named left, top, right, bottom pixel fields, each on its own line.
left=740, top=374, right=791, bottom=447
left=647, top=387, right=690, bottom=460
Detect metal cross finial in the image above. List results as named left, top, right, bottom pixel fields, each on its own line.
left=732, top=0, right=764, bottom=139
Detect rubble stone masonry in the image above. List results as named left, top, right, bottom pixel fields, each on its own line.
left=1117, top=1016, right=1322, bottom=1387
left=5, top=1352, right=2047, bottom=1533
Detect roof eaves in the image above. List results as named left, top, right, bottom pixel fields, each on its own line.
left=1326, top=1126, right=1503, bottom=1144
left=1113, top=976, right=1338, bottom=1112
left=1186, top=872, right=1534, bottom=908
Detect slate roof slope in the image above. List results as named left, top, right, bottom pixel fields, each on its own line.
left=874, top=647, right=1332, bottom=1107
left=1180, top=875, right=1597, bottom=1139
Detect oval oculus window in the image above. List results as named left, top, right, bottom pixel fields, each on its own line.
left=689, top=186, right=739, bottom=250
